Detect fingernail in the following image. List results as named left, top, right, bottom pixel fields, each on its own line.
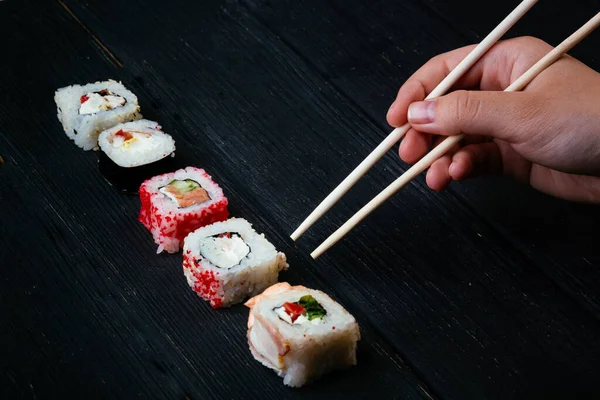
left=387, top=100, right=396, bottom=117
left=449, top=162, right=458, bottom=177
left=408, top=101, right=435, bottom=124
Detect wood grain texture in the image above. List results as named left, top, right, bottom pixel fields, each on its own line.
left=237, top=0, right=600, bottom=313
left=3, top=0, right=600, bottom=399
left=420, top=0, right=600, bottom=65
left=416, top=0, right=600, bottom=318
left=0, top=1, right=432, bottom=399
left=61, top=0, right=600, bottom=397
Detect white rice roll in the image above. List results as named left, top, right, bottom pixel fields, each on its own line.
left=182, top=218, right=288, bottom=308
left=98, top=120, right=175, bottom=167
left=54, top=79, right=141, bottom=150
left=245, top=282, right=360, bottom=387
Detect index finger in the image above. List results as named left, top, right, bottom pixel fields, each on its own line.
left=387, top=44, right=480, bottom=127
left=387, top=36, right=551, bottom=128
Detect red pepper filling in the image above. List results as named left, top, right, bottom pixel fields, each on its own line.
left=282, top=302, right=306, bottom=322
left=114, top=129, right=134, bottom=141
left=80, top=95, right=89, bottom=104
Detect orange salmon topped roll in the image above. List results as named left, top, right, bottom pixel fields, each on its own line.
left=245, top=283, right=360, bottom=387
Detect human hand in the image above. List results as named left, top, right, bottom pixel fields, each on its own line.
left=386, top=36, right=600, bottom=203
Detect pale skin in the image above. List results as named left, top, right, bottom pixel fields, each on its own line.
left=386, top=36, right=600, bottom=203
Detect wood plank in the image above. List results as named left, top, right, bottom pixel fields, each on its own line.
left=414, top=0, right=600, bottom=318
left=57, top=0, right=600, bottom=398
left=419, top=0, right=600, bottom=66
left=0, top=1, right=434, bottom=399
left=235, top=0, right=600, bottom=315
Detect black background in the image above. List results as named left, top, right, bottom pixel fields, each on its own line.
left=2, top=0, right=600, bottom=399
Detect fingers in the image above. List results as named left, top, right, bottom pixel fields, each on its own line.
left=387, top=36, right=552, bottom=128
left=398, top=128, right=431, bottom=164
left=426, top=155, right=453, bottom=192
left=530, top=166, right=600, bottom=203
left=423, top=142, right=503, bottom=191
left=387, top=44, right=479, bottom=127
left=407, top=90, right=542, bottom=143
left=398, top=130, right=492, bottom=170
left=388, top=35, right=556, bottom=192
left=424, top=137, right=461, bottom=192
left=398, top=128, right=480, bottom=166
left=420, top=142, right=600, bottom=204
left=387, top=80, right=425, bottom=127
left=449, top=142, right=503, bottom=180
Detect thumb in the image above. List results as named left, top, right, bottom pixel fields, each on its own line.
left=407, top=90, right=540, bottom=142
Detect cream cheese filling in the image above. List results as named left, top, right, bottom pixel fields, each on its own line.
left=79, top=92, right=126, bottom=114
left=198, top=235, right=250, bottom=269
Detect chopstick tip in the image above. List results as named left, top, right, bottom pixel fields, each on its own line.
left=310, top=243, right=328, bottom=259
left=291, top=224, right=308, bottom=241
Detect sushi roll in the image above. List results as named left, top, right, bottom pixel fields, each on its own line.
left=183, top=218, right=288, bottom=308
left=245, top=282, right=360, bottom=388
left=138, top=166, right=230, bottom=254
left=54, top=79, right=141, bottom=150
left=98, top=120, right=177, bottom=193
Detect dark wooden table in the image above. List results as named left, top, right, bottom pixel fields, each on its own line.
left=3, top=0, right=600, bottom=398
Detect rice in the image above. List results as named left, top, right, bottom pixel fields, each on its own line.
left=245, top=283, right=360, bottom=387
left=183, top=218, right=288, bottom=308
left=54, top=79, right=141, bottom=150
left=98, top=119, right=175, bottom=168
left=138, top=166, right=229, bottom=253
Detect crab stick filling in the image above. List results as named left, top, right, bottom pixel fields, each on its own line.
left=249, top=315, right=286, bottom=369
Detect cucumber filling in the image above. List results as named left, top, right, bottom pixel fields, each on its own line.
left=274, top=295, right=327, bottom=325
left=159, top=179, right=211, bottom=208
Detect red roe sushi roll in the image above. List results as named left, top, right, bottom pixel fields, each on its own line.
left=182, top=218, right=288, bottom=308
left=138, top=166, right=229, bottom=253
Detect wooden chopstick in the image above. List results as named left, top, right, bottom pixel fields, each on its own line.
left=290, top=0, right=540, bottom=241
left=311, top=12, right=600, bottom=259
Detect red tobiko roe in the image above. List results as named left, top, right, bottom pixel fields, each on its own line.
left=80, top=95, right=89, bottom=103
left=283, top=302, right=306, bottom=322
